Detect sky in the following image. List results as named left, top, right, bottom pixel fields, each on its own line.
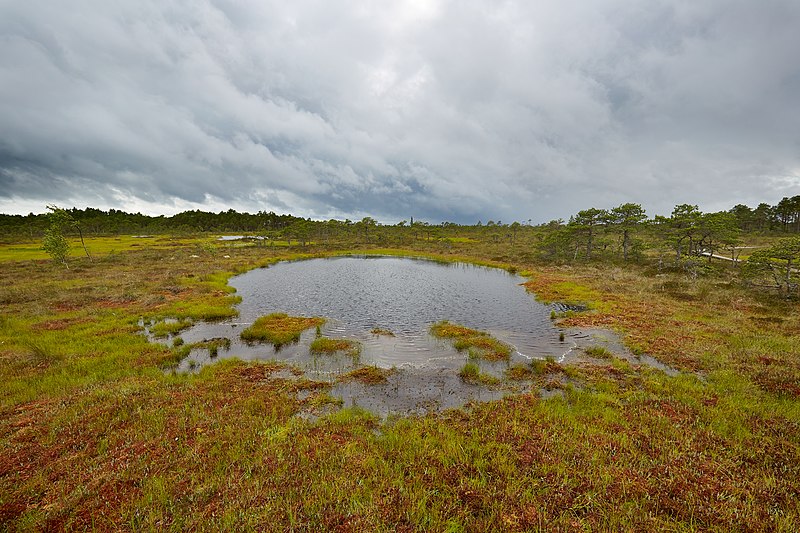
left=1, top=0, right=799, bottom=224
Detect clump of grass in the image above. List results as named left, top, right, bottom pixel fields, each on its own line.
left=370, top=327, right=395, bottom=337
left=460, top=362, right=480, bottom=381
left=339, top=366, right=393, bottom=385
left=195, top=337, right=232, bottom=358
left=150, top=318, right=193, bottom=338
left=505, top=363, right=534, bottom=380
left=300, top=390, right=344, bottom=410
left=459, top=362, right=500, bottom=385
left=24, top=340, right=63, bottom=367
left=240, top=313, right=325, bottom=346
left=310, top=337, right=361, bottom=357
left=530, top=357, right=563, bottom=375
left=430, top=320, right=511, bottom=361
left=585, top=345, right=614, bottom=359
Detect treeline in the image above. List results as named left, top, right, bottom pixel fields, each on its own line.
left=537, top=203, right=741, bottom=265
left=0, top=208, right=306, bottom=238
left=2, top=196, right=799, bottom=248
left=14, top=199, right=800, bottom=297
left=730, top=195, right=800, bottom=232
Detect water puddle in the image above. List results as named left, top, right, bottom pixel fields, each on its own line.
left=148, top=256, right=675, bottom=415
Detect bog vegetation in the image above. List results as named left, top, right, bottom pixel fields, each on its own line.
left=0, top=198, right=799, bottom=530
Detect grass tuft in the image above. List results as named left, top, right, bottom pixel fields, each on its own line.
left=530, top=357, right=563, bottom=375
left=339, top=365, right=393, bottom=384
left=585, top=345, right=614, bottom=359
left=505, top=363, right=534, bottom=380
left=459, top=362, right=500, bottom=385
left=430, top=320, right=511, bottom=361
left=310, top=337, right=361, bottom=358
left=240, top=313, right=325, bottom=346
left=150, top=318, right=193, bottom=338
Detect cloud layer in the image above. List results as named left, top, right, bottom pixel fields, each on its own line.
left=1, top=0, right=799, bottom=222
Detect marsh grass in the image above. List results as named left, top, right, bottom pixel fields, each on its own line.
left=459, top=362, right=500, bottom=385
left=505, top=363, right=534, bottom=380
left=240, top=313, right=325, bottom=346
left=309, top=337, right=361, bottom=358
left=584, top=345, right=614, bottom=359
left=23, top=339, right=64, bottom=367
left=430, top=320, right=511, bottom=361
left=0, top=235, right=799, bottom=531
left=370, top=327, right=395, bottom=336
left=194, top=337, right=232, bottom=358
left=530, top=357, right=564, bottom=376
left=338, top=365, right=393, bottom=385
left=149, top=318, right=193, bottom=338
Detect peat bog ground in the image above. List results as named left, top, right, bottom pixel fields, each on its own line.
left=1, top=235, right=799, bottom=530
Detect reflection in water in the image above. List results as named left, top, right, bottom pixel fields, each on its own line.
left=162, top=256, right=659, bottom=415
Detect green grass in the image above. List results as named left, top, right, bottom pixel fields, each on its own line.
left=309, top=337, right=361, bottom=358
left=505, top=363, right=535, bottom=380
left=0, top=234, right=798, bottom=530
left=585, top=345, right=614, bottom=359
left=430, top=321, right=512, bottom=361
left=338, top=365, right=393, bottom=384
left=240, top=313, right=325, bottom=346
left=149, top=318, right=193, bottom=338
left=0, top=234, right=212, bottom=262
left=459, top=362, right=500, bottom=385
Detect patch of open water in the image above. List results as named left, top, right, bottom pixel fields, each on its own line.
left=158, top=256, right=673, bottom=416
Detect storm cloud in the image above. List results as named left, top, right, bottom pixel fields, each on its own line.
left=1, top=0, right=799, bottom=222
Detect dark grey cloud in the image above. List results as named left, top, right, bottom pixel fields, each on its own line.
left=1, top=0, right=799, bottom=222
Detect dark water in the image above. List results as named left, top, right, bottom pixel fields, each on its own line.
left=235, top=256, right=569, bottom=358
left=177, top=256, right=571, bottom=368
left=164, top=256, right=657, bottom=415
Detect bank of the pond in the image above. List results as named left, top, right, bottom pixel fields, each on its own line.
left=146, top=253, right=674, bottom=415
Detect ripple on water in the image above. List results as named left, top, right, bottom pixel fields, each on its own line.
left=159, top=256, right=672, bottom=415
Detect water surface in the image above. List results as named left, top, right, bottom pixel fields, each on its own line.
left=167, top=256, right=647, bottom=415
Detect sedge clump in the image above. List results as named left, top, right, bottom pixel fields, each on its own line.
left=240, top=313, right=325, bottom=347
left=430, top=320, right=511, bottom=361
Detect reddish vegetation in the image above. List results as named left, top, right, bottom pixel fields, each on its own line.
left=1, top=245, right=799, bottom=529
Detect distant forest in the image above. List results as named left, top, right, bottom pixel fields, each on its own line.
left=2, top=195, right=799, bottom=237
